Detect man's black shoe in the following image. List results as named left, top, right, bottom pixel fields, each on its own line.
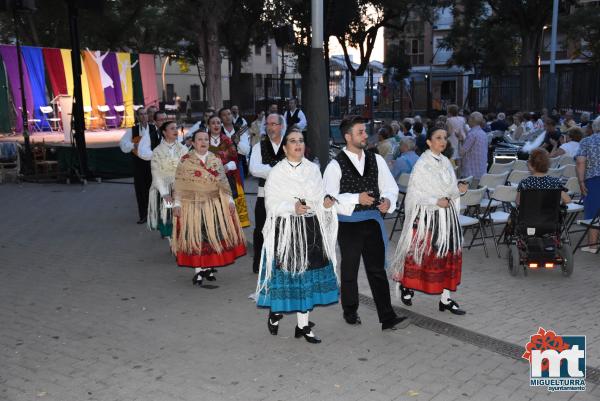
left=382, top=316, right=410, bottom=331
left=343, top=312, right=361, bottom=325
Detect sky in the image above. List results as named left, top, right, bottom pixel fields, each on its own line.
left=327, top=29, right=385, bottom=63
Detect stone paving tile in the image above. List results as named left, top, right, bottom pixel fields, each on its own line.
left=0, top=181, right=597, bottom=401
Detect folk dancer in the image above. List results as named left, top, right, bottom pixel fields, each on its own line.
left=323, top=116, right=410, bottom=331
left=147, top=121, right=189, bottom=239
left=119, top=107, right=161, bottom=224
left=392, top=127, right=468, bottom=315
left=249, top=113, right=286, bottom=273
left=256, top=129, right=338, bottom=344
left=171, top=130, right=246, bottom=286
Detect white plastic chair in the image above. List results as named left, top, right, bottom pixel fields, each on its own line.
left=113, top=105, right=126, bottom=127
left=488, top=160, right=515, bottom=175
left=561, top=164, right=576, bottom=178
left=549, top=156, right=561, bottom=169
left=39, top=106, right=61, bottom=132
left=479, top=185, right=517, bottom=257
left=84, top=105, right=98, bottom=129
left=513, top=159, right=529, bottom=171
left=548, top=166, right=566, bottom=178
left=97, top=105, right=117, bottom=129
left=557, top=154, right=574, bottom=167
left=460, top=186, right=489, bottom=257
left=389, top=173, right=412, bottom=239
left=478, top=171, right=510, bottom=208
left=507, top=170, right=530, bottom=187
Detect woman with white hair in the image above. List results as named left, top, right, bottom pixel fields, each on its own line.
left=391, top=136, right=419, bottom=179
left=576, top=116, right=600, bottom=253
left=446, top=104, right=467, bottom=162
left=460, top=111, right=488, bottom=187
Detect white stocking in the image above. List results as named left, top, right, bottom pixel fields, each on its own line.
left=297, top=312, right=313, bottom=336
left=440, top=289, right=451, bottom=305
left=194, top=267, right=203, bottom=275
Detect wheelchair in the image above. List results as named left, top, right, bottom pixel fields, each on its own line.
left=505, top=189, right=573, bottom=277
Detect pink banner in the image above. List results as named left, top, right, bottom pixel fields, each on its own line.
left=138, top=54, right=158, bottom=107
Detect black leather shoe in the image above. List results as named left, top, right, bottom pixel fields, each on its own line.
left=400, top=284, right=414, bottom=306
left=295, top=326, right=321, bottom=344
left=343, top=312, right=361, bottom=325
left=192, top=273, right=202, bottom=286
left=205, top=268, right=217, bottom=281
left=136, top=217, right=147, bottom=224
left=382, top=316, right=410, bottom=331
left=439, top=299, right=466, bottom=315
left=268, top=312, right=283, bottom=335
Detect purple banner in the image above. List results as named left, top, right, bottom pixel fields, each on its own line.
left=0, top=45, right=34, bottom=133
left=102, top=52, right=123, bottom=126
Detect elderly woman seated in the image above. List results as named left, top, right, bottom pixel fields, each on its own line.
left=549, top=126, right=583, bottom=159
left=516, top=148, right=571, bottom=205
left=390, top=136, right=419, bottom=180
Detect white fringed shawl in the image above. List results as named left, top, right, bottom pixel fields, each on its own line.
left=148, top=141, right=189, bottom=230
left=391, top=150, right=462, bottom=275
left=257, top=158, right=338, bottom=293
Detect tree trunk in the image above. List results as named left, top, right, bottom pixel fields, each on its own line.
left=520, top=32, right=541, bottom=111
left=203, top=18, right=222, bottom=109
left=229, top=53, right=243, bottom=107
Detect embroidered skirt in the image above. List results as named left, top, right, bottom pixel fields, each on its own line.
left=394, top=213, right=462, bottom=295
left=257, top=215, right=339, bottom=313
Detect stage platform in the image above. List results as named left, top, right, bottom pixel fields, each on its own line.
left=0, top=129, right=160, bottom=178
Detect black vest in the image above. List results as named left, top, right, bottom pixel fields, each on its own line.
left=132, top=124, right=161, bottom=152
left=336, top=150, right=380, bottom=212
left=233, top=115, right=244, bottom=131
left=258, top=137, right=285, bottom=187
left=286, top=109, right=301, bottom=128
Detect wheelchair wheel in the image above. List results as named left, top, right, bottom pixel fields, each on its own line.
left=558, top=244, right=574, bottom=277
left=508, top=244, right=520, bottom=277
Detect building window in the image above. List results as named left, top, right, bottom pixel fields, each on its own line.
left=254, top=44, right=261, bottom=55
left=266, top=44, right=272, bottom=64
left=255, top=73, right=263, bottom=88
left=190, top=84, right=200, bottom=101
left=407, top=38, right=424, bottom=66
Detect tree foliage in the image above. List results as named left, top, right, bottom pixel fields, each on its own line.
left=562, top=5, right=600, bottom=65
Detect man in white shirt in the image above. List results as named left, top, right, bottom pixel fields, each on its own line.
left=219, top=107, right=250, bottom=176
left=231, top=105, right=248, bottom=130
left=283, top=98, right=307, bottom=131
left=138, top=110, right=168, bottom=161
left=249, top=113, right=286, bottom=273
left=260, top=103, right=286, bottom=136
left=323, top=115, right=409, bottom=331
left=119, top=107, right=159, bottom=224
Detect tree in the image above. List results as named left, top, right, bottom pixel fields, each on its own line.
left=441, top=0, right=554, bottom=110
left=220, top=0, right=269, bottom=107
left=562, top=5, right=600, bottom=65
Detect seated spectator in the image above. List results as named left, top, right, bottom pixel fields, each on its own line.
left=516, top=148, right=571, bottom=205
left=376, top=124, right=396, bottom=160
left=549, top=126, right=583, bottom=159
left=510, top=112, right=526, bottom=140
left=390, top=136, right=419, bottom=179
left=401, top=118, right=414, bottom=136
left=490, top=112, right=509, bottom=132
left=579, top=111, right=592, bottom=137
left=410, top=120, right=426, bottom=137
left=541, top=117, right=562, bottom=152
left=560, top=110, right=576, bottom=132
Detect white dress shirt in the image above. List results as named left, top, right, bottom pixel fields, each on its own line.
left=249, top=139, right=282, bottom=197
left=119, top=124, right=149, bottom=154
left=137, top=129, right=156, bottom=161
left=323, top=148, right=398, bottom=216
left=284, top=108, right=307, bottom=130
left=223, top=125, right=250, bottom=156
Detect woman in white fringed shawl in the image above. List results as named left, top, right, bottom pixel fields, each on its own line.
left=256, top=129, right=339, bottom=344
left=147, top=121, right=189, bottom=239
left=392, top=127, right=469, bottom=315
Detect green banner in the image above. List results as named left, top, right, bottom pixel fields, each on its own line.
left=0, top=56, right=12, bottom=133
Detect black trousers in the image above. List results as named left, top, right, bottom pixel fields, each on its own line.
left=133, top=157, right=152, bottom=220
left=338, top=219, right=396, bottom=323
left=252, top=196, right=266, bottom=272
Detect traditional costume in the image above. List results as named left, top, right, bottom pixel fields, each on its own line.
left=391, top=149, right=465, bottom=314
left=147, top=140, right=189, bottom=238
left=171, top=150, right=246, bottom=283
left=323, top=148, right=409, bottom=330
left=249, top=135, right=286, bottom=273
left=208, top=133, right=251, bottom=228
left=119, top=122, right=160, bottom=222
left=256, top=158, right=338, bottom=342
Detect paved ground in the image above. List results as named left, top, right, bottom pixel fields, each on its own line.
left=0, top=179, right=599, bottom=401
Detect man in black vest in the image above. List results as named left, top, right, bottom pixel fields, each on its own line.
left=119, top=107, right=161, bottom=224
left=324, top=116, right=409, bottom=331
left=249, top=113, right=286, bottom=273
left=284, top=98, right=307, bottom=131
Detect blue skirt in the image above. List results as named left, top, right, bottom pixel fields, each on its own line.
left=584, top=176, right=600, bottom=219
left=257, top=263, right=339, bottom=313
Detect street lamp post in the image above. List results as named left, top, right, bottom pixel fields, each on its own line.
left=546, top=0, right=559, bottom=111
left=306, top=0, right=330, bottom=170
